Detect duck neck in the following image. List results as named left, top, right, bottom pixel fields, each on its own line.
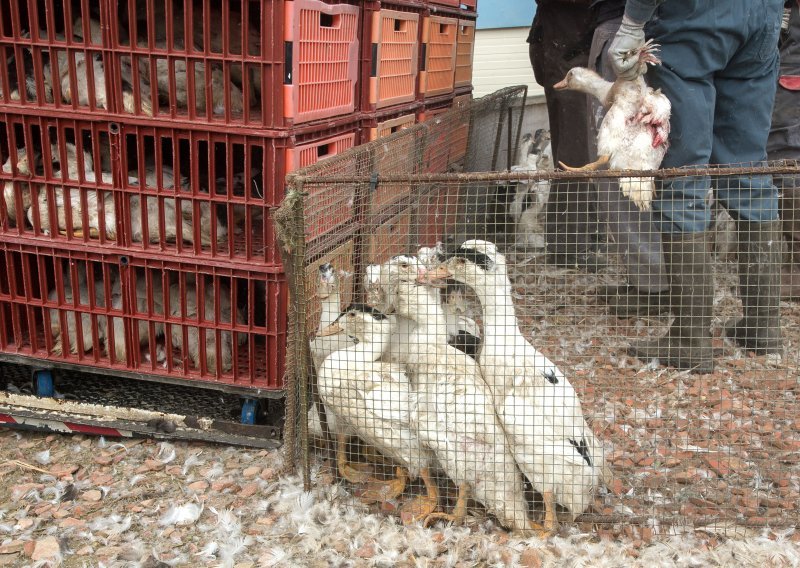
left=574, top=73, right=614, bottom=107
left=319, top=290, right=340, bottom=328
left=470, top=270, right=521, bottom=346
left=396, top=281, right=447, bottom=343
left=332, top=330, right=387, bottom=364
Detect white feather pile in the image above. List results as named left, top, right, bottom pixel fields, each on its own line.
left=34, top=449, right=51, bottom=465
left=155, top=442, right=177, bottom=464
left=159, top=501, right=204, bottom=526
left=182, top=451, right=205, bottom=475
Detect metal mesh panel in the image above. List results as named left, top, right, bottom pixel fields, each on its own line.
left=277, top=87, right=800, bottom=536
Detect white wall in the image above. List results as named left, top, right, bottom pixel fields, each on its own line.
left=472, top=27, right=544, bottom=98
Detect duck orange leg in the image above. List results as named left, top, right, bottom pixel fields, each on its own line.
left=400, top=467, right=439, bottom=525
left=358, top=466, right=409, bottom=503
left=423, top=482, right=469, bottom=527
left=336, top=431, right=373, bottom=484
left=543, top=490, right=558, bottom=534
left=558, top=154, right=610, bottom=172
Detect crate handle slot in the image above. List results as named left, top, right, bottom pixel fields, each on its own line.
left=393, top=19, right=407, bottom=33
left=319, top=13, right=340, bottom=29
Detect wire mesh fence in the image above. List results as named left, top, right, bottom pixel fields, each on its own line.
left=276, top=85, right=800, bottom=537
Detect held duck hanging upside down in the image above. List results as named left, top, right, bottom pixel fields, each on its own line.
left=554, top=40, right=670, bottom=211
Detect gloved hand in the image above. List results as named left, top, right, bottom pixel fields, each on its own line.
left=609, top=16, right=647, bottom=80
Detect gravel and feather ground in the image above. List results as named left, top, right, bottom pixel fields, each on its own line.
left=1, top=247, right=800, bottom=567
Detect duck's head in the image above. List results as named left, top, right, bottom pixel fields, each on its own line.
left=364, top=254, right=424, bottom=311
left=553, top=67, right=603, bottom=94
left=317, top=262, right=339, bottom=300
left=427, top=239, right=506, bottom=287
left=318, top=303, right=392, bottom=343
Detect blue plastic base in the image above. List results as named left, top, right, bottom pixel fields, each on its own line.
left=240, top=399, right=258, bottom=425
left=33, top=370, right=55, bottom=398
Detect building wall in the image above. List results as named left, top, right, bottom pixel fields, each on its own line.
left=472, top=27, right=544, bottom=99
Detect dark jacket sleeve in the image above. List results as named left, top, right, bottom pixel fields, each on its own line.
left=624, top=0, right=664, bottom=23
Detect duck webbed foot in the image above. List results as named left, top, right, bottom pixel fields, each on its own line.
left=423, top=482, right=469, bottom=527
left=559, top=155, right=610, bottom=172
left=357, top=466, right=408, bottom=503
left=400, top=467, right=439, bottom=525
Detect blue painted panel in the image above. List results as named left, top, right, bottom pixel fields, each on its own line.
left=476, top=1, right=536, bottom=30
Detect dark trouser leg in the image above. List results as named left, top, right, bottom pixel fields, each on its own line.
left=630, top=233, right=714, bottom=373
left=528, top=6, right=600, bottom=268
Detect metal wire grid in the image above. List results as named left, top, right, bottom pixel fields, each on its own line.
left=277, top=87, right=800, bottom=535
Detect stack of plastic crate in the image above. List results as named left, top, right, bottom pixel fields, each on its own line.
left=0, top=0, right=368, bottom=405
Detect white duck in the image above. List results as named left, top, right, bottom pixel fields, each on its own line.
left=27, top=143, right=116, bottom=239
left=308, top=263, right=355, bottom=440
left=374, top=256, right=532, bottom=532
left=430, top=240, right=608, bottom=531
left=127, top=165, right=228, bottom=248
left=373, top=250, right=481, bottom=359
left=317, top=304, right=438, bottom=520
left=554, top=40, right=670, bottom=211
left=2, top=147, right=33, bottom=227
left=48, top=262, right=107, bottom=356
left=166, top=276, right=245, bottom=375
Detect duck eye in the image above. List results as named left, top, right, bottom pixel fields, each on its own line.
left=399, top=262, right=409, bottom=269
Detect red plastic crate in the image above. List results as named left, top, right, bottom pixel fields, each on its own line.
left=427, top=0, right=461, bottom=8
left=0, top=1, right=115, bottom=115
left=0, top=243, right=288, bottom=390
left=419, top=15, right=457, bottom=98
left=365, top=8, right=420, bottom=110
left=1, top=112, right=360, bottom=265
left=454, top=18, right=475, bottom=88
left=1, top=0, right=361, bottom=128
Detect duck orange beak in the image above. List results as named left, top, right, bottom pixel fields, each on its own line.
left=416, top=265, right=452, bottom=286
left=553, top=78, right=568, bottom=90
left=317, top=323, right=344, bottom=337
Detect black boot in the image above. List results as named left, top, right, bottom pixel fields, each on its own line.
left=597, top=285, right=671, bottom=317
left=724, top=220, right=783, bottom=355
left=630, top=232, right=714, bottom=374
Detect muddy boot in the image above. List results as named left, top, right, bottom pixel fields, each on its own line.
left=629, top=232, right=714, bottom=374
left=597, top=285, right=671, bottom=316
left=724, top=220, right=783, bottom=355
left=779, top=179, right=800, bottom=299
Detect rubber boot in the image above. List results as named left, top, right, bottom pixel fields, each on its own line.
left=595, top=179, right=670, bottom=316
left=724, top=220, right=783, bottom=355
left=629, top=232, right=714, bottom=374
left=779, top=180, right=800, bottom=299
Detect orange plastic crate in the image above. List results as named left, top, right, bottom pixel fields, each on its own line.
left=369, top=9, right=420, bottom=109
left=284, top=0, right=361, bottom=124
left=420, top=15, right=458, bottom=98
left=290, top=130, right=360, bottom=240
left=427, top=0, right=461, bottom=7
left=367, top=111, right=416, bottom=141
left=454, top=19, right=475, bottom=88
left=368, top=208, right=411, bottom=263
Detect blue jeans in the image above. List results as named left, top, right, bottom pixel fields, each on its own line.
left=645, top=0, right=783, bottom=234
